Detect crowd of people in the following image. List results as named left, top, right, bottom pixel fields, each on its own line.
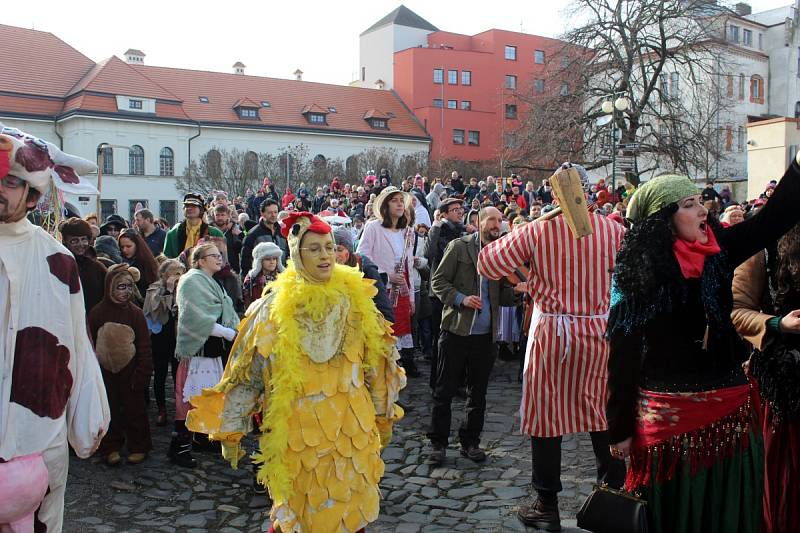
left=1, top=119, right=798, bottom=533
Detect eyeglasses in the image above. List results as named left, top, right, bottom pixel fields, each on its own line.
left=299, top=244, right=335, bottom=257
left=201, top=253, right=222, bottom=260
left=448, top=207, right=465, bottom=213
left=66, top=237, right=90, bottom=246
left=0, top=175, right=26, bottom=190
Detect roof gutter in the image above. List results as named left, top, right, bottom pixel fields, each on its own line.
left=188, top=120, right=201, bottom=165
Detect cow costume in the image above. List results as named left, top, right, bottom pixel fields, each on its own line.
left=0, top=125, right=109, bottom=532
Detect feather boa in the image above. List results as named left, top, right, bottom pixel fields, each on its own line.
left=232, top=261, right=391, bottom=504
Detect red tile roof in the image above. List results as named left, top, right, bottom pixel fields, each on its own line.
left=364, top=108, right=391, bottom=120
left=233, top=97, right=261, bottom=108
left=301, top=103, right=329, bottom=115
left=0, top=23, right=429, bottom=141
left=0, top=24, right=95, bottom=98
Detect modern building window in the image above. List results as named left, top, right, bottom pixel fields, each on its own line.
left=460, top=100, right=471, bottom=110
left=433, top=98, right=443, bottom=108
left=159, top=147, right=174, bottom=176
left=534, top=79, right=545, bottom=93
left=671, top=72, right=680, bottom=97
left=534, top=49, right=545, bottom=64
left=468, top=130, right=480, bottom=146
left=505, top=75, right=517, bottom=90
left=737, top=126, right=745, bottom=152
left=560, top=83, right=569, bottom=96
left=739, top=73, right=745, bottom=99
left=128, top=99, right=143, bottom=110
left=505, top=104, right=518, bottom=119
left=433, top=68, right=443, bottom=84
left=308, top=113, right=326, bottom=124
left=129, top=200, right=148, bottom=223
left=453, top=129, right=465, bottom=145
left=159, top=200, right=178, bottom=226
left=447, top=100, right=457, bottom=109
left=504, top=133, right=516, bottom=148
left=100, top=199, right=117, bottom=220
left=129, top=145, right=144, bottom=175
left=505, top=45, right=517, bottom=60
left=728, top=25, right=740, bottom=43
left=448, top=70, right=458, bottom=85
left=361, top=66, right=366, bottom=82
left=462, top=70, right=472, bottom=85
left=750, top=75, right=764, bottom=103
left=795, top=101, right=800, bottom=118
left=743, top=29, right=753, bottom=46
left=97, top=144, right=113, bottom=175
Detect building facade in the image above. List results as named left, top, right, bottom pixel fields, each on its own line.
left=356, top=6, right=568, bottom=165
left=1, top=24, right=430, bottom=220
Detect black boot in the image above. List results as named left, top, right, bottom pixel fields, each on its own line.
left=400, top=348, right=421, bottom=377
left=168, top=421, right=197, bottom=468
left=517, top=498, right=561, bottom=531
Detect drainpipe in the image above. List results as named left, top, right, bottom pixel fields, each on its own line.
left=53, top=116, right=63, bottom=149
left=187, top=120, right=201, bottom=167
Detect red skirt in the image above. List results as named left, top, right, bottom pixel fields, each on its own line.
left=762, top=402, right=800, bottom=532
left=390, top=293, right=412, bottom=337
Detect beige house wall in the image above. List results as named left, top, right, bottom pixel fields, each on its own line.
left=746, top=117, right=800, bottom=199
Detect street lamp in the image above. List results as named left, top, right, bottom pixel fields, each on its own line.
left=600, top=95, right=630, bottom=198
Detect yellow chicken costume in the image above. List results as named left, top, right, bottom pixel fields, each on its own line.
left=187, top=212, right=406, bottom=533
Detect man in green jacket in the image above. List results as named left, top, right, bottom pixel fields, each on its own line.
left=427, top=206, right=516, bottom=466
left=163, top=193, right=223, bottom=258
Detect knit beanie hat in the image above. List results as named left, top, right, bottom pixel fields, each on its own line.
left=94, top=235, right=122, bottom=264
left=59, top=217, right=93, bottom=239
left=626, top=174, right=700, bottom=223
left=333, top=226, right=354, bottom=253
left=249, top=241, right=285, bottom=280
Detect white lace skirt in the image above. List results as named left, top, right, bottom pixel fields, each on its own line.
left=182, top=357, right=224, bottom=404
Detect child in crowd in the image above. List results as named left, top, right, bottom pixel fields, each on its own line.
left=242, top=242, right=284, bottom=309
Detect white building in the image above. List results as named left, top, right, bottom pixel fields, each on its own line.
left=0, top=24, right=430, bottom=222
left=352, top=5, right=438, bottom=90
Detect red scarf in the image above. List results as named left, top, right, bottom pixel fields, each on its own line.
left=672, top=228, right=720, bottom=279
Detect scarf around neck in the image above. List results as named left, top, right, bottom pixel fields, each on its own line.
left=672, top=228, right=721, bottom=279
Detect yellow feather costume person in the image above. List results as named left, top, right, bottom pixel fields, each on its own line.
left=186, top=212, right=406, bottom=533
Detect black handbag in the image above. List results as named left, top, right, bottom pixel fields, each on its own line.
left=576, top=484, right=648, bottom=533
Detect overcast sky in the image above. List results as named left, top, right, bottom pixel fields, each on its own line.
left=7, top=0, right=794, bottom=85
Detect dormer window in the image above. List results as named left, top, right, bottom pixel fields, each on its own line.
left=129, top=99, right=143, bottom=110
left=363, top=108, right=391, bottom=130
left=261, top=101, right=271, bottom=108
left=302, top=104, right=329, bottom=125
left=239, top=108, right=258, bottom=119
left=199, top=96, right=209, bottom=103
left=368, top=118, right=388, bottom=129
left=233, top=98, right=261, bottom=120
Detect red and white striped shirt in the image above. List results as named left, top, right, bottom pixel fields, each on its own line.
left=478, top=214, right=625, bottom=436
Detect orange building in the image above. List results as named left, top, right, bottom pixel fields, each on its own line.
left=392, top=27, right=568, bottom=164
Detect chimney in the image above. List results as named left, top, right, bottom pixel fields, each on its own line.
left=374, top=79, right=386, bottom=90
left=294, top=69, right=303, bottom=81
left=233, top=61, right=246, bottom=75
left=735, top=2, right=752, bottom=16
left=124, top=49, right=145, bottom=65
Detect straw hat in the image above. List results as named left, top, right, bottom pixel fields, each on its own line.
left=372, top=186, right=409, bottom=220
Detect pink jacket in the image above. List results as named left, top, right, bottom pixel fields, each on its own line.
left=356, top=219, right=415, bottom=279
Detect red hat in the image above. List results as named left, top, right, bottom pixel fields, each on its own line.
left=280, top=211, right=331, bottom=238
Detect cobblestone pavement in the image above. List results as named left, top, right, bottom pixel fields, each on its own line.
left=65, top=356, right=596, bottom=532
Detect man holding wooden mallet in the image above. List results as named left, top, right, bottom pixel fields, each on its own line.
left=477, top=164, right=627, bottom=531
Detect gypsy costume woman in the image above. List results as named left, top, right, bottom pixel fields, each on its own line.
left=732, top=224, right=800, bottom=532
left=187, top=212, right=405, bottom=532
left=607, top=160, right=800, bottom=533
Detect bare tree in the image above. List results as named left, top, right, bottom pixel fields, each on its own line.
left=509, top=0, right=736, bottom=184
left=176, top=147, right=263, bottom=198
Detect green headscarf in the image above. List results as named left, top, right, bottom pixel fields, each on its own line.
left=626, top=174, right=700, bottom=223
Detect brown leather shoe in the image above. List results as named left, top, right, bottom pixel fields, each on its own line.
left=127, top=453, right=147, bottom=465
left=517, top=498, right=561, bottom=531
left=459, top=444, right=487, bottom=462
left=425, top=445, right=446, bottom=466
left=105, top=451, right=122, bottom=467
